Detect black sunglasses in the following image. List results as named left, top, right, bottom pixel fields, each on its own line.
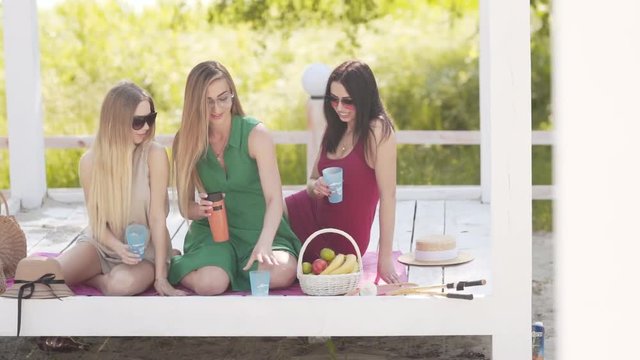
left=132, top=112, right=157, bottom=130
left=326, top=94, right=355, bottom=108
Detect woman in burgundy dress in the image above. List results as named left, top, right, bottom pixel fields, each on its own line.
left=285, top=60, right=400, bottom=284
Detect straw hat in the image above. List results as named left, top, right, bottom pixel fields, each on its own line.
left=398, top=235, right=474, bottom=267
left=1, top=256, right=74, bottom=298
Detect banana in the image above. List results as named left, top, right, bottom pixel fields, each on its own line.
left=351, top=259, right=359, bottom=273
left=320, top=254, right=345, bottom=275
left=329, top=254, right=357, bottom=274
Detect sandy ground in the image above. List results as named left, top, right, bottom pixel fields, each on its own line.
left=0, top=233, right=553, bottom=359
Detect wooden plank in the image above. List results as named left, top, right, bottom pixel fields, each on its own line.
left=405, top=200, right=446, bottom=286
left=442, top=201, right=491, bottom=296
left=19, top=201, right=86, bottom=255
left=413, top=200, right=446, bottom=236
left=167, top=200, right=187, bottom=251
left=405, top=201, right=491, bottom=296
left=368, top=200, right=415, bottom=255
left=0, top=296, right=498, bottom=336
left=482, top=0, right=532, bottom=355
left=45, top=185, right=553, bottom=202
left=0, top=130, right=554, bottom=150
left=3, top=0, right=47, bottom=208
left=170, top=222, right=188, bottom=252
left=532, top=130, right=553, bottom=145
left=396, top=130, right=480, bottom=145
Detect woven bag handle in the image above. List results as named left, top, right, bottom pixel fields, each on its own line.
left=296, top=228, right=364, bottom=275
left=0, top=191, right=9, bottom=216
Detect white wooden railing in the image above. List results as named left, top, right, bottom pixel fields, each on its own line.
left=0, top=130, right=553, bottom=200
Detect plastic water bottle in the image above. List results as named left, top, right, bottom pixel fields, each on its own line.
left=532, top=321, right=544, bottom=360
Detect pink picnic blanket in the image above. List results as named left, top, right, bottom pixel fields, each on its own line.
left=6, top=251, right=407, bottom=296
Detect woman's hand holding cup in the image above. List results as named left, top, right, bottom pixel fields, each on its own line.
left=312, top=177, right=331, bottom=199
left=113, top=241, right=141, bottom=265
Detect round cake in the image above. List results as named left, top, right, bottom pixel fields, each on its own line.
left=414, top=235, right=458, bottom=261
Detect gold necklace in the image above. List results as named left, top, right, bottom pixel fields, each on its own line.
left=212, top=137, right=228, bottom=161
left=340, top=135, right=353, bottom=154
left=340, top=144, right=349, bottom=154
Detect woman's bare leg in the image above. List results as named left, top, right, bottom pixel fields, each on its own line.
left=259, top=251, right=297, bottom=289
left=180, top=266, right=230, bottom=295
left=86, top=261, right=154, bottom=296
left=55, top=242, right=102, bottom=285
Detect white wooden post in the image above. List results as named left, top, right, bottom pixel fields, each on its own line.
left=306, top=98, right=325, bottom=178
left=3, top=0, right=47, bottom=208
left=479, top=6, right=491, bottom=204
left=555, top=1, right=640, bottom=358
left=301, top=63, right=330, bottom=179
left=484, top=0, right=532, bottom=358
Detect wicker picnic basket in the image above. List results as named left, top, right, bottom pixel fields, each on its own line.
left=0, top=192, right=27, bottom=279
left=297, top=228, right=363, bottom=296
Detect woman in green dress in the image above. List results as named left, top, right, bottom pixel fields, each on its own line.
left=169, top=61, right=301, bottom=294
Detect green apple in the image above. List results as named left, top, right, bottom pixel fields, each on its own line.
left=320, top=248, right=336, bottom=262
left=302, top=261, right=312, bottom=274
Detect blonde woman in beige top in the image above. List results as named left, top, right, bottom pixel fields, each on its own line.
left=56, top=82, right=185, bottom=296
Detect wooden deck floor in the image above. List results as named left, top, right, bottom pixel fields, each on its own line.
left=11, top=190, right=491, bottom=296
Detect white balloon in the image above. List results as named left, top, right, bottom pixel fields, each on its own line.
left=301, top=63, right=331, bottom=97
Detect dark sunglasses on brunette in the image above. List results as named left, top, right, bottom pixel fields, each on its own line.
left=326, top=94, right=355, bottom=110
left=132, top=112, right=157, bottom=130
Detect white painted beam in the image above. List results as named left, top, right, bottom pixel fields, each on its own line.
left=306, top=99, right=326, bottom=178
left=479, top=0, right=491, bottom=204
left=483, top=0, right=532, bottom=358
left=0, top=130, right=554, bottom=149
left=3, top=0, right=46, bottom=209
left=554, top=1, right=640, bottom=359
left=0, top=296, right=497, bottom=336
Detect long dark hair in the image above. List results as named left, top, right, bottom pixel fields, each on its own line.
left=322, top=60, right=394, bottom=156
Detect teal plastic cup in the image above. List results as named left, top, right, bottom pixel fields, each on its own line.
left=249, top=270, right=270, bottom=296
left=125, top=223, right=148, bottom=258
left=322, top=167, right=343, bottom=203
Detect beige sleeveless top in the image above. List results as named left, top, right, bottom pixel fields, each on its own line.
left=78, top=141, right=170, bottom=274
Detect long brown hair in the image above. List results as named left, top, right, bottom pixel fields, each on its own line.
left=322, top=60, right=394, bottom=157
left=173, top=61, right=245, bottom=216
left=88, top=82, right=155, bottom=241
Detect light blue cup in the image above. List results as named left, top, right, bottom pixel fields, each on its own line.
left=249, top=270, right=270, bottom=296
left=125, top=223, right=148, bottom=258
left=322, top=167, right=343, bottom=204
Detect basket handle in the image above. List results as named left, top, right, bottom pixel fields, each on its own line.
left=296, top=228, right=364, bottom=274
left=0, top=191, right=9, bottom=216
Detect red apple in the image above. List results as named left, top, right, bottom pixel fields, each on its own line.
left=312, top=259, right=328, bottom=275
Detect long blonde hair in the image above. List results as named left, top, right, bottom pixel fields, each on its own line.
left=173, top=61, right=244, bottom=217
left=87, top=82, right=156, bottom=242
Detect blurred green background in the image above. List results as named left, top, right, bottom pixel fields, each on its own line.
left=0, top=0, right=552, bottom=231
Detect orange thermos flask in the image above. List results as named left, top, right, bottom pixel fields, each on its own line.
left=207, top=192, right=229, bottom=242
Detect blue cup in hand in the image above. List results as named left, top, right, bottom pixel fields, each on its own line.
left=322, top=167, right=343, bottom=204
left=125, top=224, right=148, bottom=258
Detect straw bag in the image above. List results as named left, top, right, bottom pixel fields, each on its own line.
left=0, top=192, right=27, bottom=279
left=0, top=258, right=6, bottom=295
left=297, top=228, right=362, bottom=296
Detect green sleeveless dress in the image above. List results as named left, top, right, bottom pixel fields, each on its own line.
left=168, top=116, right=301, bottom=291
